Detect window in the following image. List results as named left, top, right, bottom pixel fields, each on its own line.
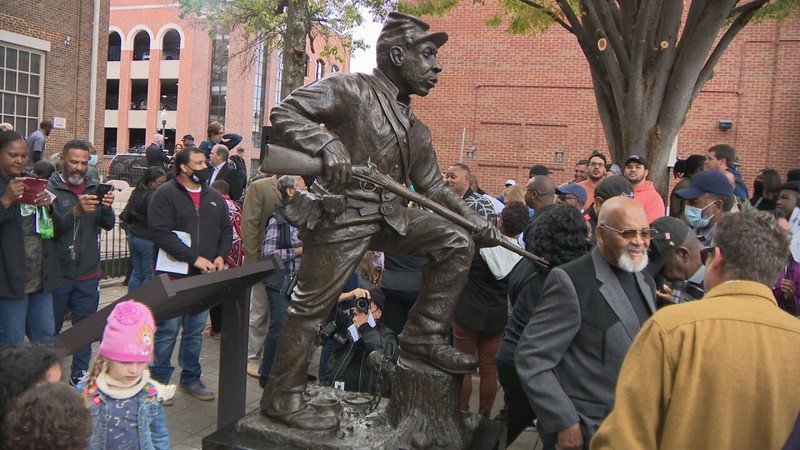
left=106, top=79, right=119, bottom=110
left=0, top=44, right=44, bottom=138
left=315, top=59, right=325, bottom=80
left=252, top=42, right=266, bottom=148
left=108, top=32, right=121, bottom=62
left=159, top=79, right=178, bottom=110
left=330, top=65, right=339, bottom=73
left=161, top=29, right=181, bottom=60
left=132, top=31, right=150, bottom=61
left=274, top=52, right=283, bottom=106
left=208, top=32, right=229, bottom=124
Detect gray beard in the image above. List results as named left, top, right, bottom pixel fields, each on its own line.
left=617, top=251, right=649, bottom=273
left=66, top=172, right=84, bottom=185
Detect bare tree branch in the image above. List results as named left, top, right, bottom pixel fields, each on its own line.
left=693, top=0, right=769, bottom=98
left=595, top=0, right=631, bottom=74
left=515, top=0, right=574, bottom=33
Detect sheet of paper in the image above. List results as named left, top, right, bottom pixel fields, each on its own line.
left=155, top=230, right=191, bottom=275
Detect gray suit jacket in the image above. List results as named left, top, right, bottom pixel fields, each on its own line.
left=514, top=247, right=656, bottom=444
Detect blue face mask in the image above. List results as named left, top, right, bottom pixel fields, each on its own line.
left=89, top=154, right=98, bottom=167
left=685, top=202, right=716, bottom=229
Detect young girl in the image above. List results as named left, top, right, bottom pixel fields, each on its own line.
left=78, top=300, right=173, bottom=450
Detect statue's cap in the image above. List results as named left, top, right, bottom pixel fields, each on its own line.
left=377, top=12, right=448, bottom=55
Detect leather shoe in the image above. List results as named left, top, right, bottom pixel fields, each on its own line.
left=400, top=343, right=478, bottom=374
left=267, top=404, right=340, bottom=431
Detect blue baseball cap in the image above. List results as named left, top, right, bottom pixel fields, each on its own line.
left=556, top=183, right=588, bottom=205
left=675, top=170, right=734, bottom=199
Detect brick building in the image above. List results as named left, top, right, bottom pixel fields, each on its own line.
left=106, top=0, right=349, bottom=171
left=0, top=0, right=110, bottom=153
left=413, top=2, right=800, bottom=195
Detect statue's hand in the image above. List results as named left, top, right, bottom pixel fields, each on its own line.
left=321, top=140, right=351, bottom=184
left=467, top=212, right=504, bottom=248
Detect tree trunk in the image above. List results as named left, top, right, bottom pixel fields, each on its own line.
left=280, top=0, right=312, bottom=99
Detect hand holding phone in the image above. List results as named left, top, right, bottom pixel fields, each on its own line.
left=94, top=183, right=112, bottom=201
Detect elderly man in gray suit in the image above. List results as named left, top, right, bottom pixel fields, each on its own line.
left=515, top=196, right=657, bottom=450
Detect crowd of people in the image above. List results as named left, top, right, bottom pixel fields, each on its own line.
left=1, top=11, right=800, bottom=448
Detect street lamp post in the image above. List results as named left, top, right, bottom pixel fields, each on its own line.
left=160, top=110, right=168, bottom=153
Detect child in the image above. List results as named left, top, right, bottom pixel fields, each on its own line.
left=0, top=343, right=62, bottom=433
left=4, top=382, right=92, bottom=450
left=78, top=300, right=173, bottom=450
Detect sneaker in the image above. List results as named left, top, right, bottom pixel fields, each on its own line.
left=247, top=362, right=260, bottom=379
left=178, top=381, right=215, bottom=401
left=69, top=370, right=87, bottom=387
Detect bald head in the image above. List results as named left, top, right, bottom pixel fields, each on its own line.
left=524, top=175, right=556, bottom=210
left=597, top=197, right=651, bottom=272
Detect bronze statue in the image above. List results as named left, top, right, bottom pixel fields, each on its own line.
left=260, top=12, right=501, bottom=431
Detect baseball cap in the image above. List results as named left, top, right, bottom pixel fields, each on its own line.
left=505, top=179, right=516, bottom=186
left=646, top=216, right=691, bottom=277
left=624, top=154, right=649, bottom=169
left=377, top=12, right=448, bottom=55
left=556, top=183, right=587, bottom=205
left=595, top=176, right=634, bottom=201
left=529, top=165, right=550, bottom=176
left=780, top=181, right=800, bottom=194
left=675, top=170, right=734, bottom=199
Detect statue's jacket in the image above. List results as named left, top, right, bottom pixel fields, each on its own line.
left=270, top=69, right=475, bottom=244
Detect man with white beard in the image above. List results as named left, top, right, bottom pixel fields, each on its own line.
left=515, top=196, right=657, bottom=450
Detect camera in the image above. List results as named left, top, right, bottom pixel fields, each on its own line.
left=320, top=297, right=371, bottom=346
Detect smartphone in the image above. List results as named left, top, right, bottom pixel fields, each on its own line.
left=94, top=183, right=113, bottom=202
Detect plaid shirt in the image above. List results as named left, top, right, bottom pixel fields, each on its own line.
left=463, top=189, right=497, bottom=225
left=261, top=216, right=302, bottom=278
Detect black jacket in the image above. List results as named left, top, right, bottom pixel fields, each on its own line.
left=146, top=143, right=169, bottom=168
left=123, top=188, right=156, bottom=239
left=323, top=322, right=398, bottom=394
left=453, top=252, right=509, bottom=333
left=147, top=178, right=232, bottom=277
left=48, top=173, right=116, bottom=278
left=0, top=172, right=62, bottom=297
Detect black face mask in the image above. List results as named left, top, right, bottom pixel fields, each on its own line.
left=190, top=167, right=211, bottom=184
left=753, top=179, right=764, bottom=197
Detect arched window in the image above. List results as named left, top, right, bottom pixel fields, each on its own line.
left=315, top=59, right=325, bottom=80
left=132, top=31, right=150, bottom=61
left=162, top=29, right=181, bottom=60
left=108, top=32, right=122, bottom=62
left=330, top=65, right=339, bottom=73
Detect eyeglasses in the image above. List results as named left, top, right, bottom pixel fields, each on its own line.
left=700, top=246, right=716, bottom=264
left=558, top=194, right=578, bottom=202
left=599, top=225, right=657, bottom=240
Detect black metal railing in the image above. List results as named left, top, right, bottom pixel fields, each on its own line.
left=99, top=222, right=130, bottom=279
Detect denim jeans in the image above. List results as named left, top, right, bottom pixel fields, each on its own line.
left=128, top=235, right=155, bottom=292
left=0, top=290, right=56, bottom=348
left=53, top=277, right=100, bottom=377
left=149, top=310, right=209, bottom=387
left=259, top=277, right=290, bottom=378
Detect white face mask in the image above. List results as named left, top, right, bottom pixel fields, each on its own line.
left=89, top=155, right=98, bottom=167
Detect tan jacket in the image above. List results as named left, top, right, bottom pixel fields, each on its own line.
left=592, top=280, right=800, bottom=450
left=240, top=176, right=280, bottom=264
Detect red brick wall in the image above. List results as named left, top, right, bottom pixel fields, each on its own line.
left=0, top=0, right=109, bottom=157
left=414, top=2, right=800, bottom=196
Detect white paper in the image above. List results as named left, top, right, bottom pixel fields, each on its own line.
left=155, top=231, right=191, bottom=275
left=790, top=208, right=800, bottom=262
left=347, top=324, right=360, bottom=342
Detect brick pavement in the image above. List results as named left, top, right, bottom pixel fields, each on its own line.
left=71, top=280, right=544, bottom=449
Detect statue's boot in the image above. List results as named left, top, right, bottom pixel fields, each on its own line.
left=260, top=304, right=341, bottom=431
left=262, top=403, right=340, bottom=431
left=400, top=342, right=478, bottom=374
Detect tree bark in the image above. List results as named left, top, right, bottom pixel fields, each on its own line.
left=281, top=0, right=312, bottom=99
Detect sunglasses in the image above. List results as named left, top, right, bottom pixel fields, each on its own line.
left=600, top=225, right=658, bottom=240
left=700, top=246, right=716, bottom=264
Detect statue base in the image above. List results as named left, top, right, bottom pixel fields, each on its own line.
left=202, top=358, right=506, bottom=449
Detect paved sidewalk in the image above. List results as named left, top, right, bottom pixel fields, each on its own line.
left=71, top=280, right=544, bottom=449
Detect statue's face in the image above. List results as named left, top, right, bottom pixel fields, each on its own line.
left=397, top=41, right=442, bottom=97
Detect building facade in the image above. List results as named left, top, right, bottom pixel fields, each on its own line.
left=413, top=2, right=800, bottom=194
left=0, top=0, right=110, bottom=153
left=107, top=0, right=349, bottom=171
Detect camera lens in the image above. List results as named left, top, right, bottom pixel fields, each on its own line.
left=355, top=298, right=370, bottom=314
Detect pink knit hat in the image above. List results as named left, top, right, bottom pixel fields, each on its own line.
left=98, top=300, right=155, bottom=362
